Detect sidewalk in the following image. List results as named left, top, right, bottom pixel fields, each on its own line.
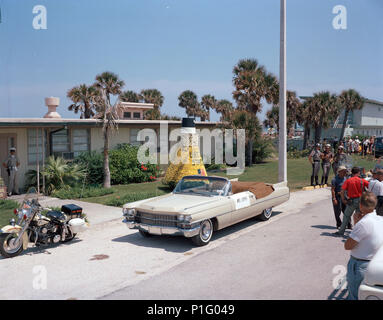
left=8, top=194, right=122, bottom=225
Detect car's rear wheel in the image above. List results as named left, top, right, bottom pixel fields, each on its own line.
left=258, top=208, right=273, bottom=221
left=191, top=219, right=213, bottom=246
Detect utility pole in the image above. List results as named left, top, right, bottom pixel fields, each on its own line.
left=278, top=0, right=287, bottom=182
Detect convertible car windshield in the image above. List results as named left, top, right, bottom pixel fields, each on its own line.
left=174, top=176, right=230, bottom=197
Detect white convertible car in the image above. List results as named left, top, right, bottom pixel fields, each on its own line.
left=122, top=175, right=290, bottom=246
left=359, top=244, right=383, bottom=300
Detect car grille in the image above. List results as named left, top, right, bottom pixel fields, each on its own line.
left=135, top=211, right=178, bottom=227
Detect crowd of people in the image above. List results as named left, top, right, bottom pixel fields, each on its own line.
left=308, top=137, right=383, bottom=300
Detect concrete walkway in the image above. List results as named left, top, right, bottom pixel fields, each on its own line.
left=8, top=194, right=122, bottom=225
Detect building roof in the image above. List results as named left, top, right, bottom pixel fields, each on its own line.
left=119, top=101, right=154, bottom=109
left=299, top=96, right=383, bottom=107
left=364, top=99, right=383, bottom=107
left=0, top=118, right=220, bottom=128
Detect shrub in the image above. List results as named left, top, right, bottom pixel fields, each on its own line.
left=252, top=137, right=274, bottom=163
left=24, top=156, right=85, bottom=195
left=287, top=147, right=310, bottom=159
left=109, top=144, right=159, bottom=184
left=205, top=158, right=227, bottom=171
left=74, top=151, right=104, bottom=185
left=74, top=144, right=160, bottom=185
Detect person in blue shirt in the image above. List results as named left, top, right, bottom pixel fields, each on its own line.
left=331, top=166, right=351, bottom=229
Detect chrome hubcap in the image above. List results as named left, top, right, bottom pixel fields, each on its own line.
left=264, top=208, right=272, bottom=218
left=3, top=235, right=22, bottom=254
left=200, top=220, right=212, bottom=241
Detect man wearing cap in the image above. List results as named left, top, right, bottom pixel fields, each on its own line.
left=2, top=147, right=20, bottom=196
left=331, top=166, right=351, bottom=229
left=368, top=169, right=383, bottom=216
left=321, top=144, right=333, bottom=186
left=308, top=144, right=322, bottom=186
left=333, top=145, right=347, bottom=176
left=336, top=167, right=370, bottom=236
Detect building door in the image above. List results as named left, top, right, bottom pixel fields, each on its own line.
left=0, top=133, right=17, bottom=186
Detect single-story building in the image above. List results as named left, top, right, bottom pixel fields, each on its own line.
left=0, top=98, right=219, bottom=192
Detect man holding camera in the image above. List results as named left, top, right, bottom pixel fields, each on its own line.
left=344, top=191, right=383, bottom=300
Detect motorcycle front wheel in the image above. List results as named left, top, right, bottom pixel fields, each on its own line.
left=62, top=228, right=76, bottom=243
left=0, top=233, right=24, bottom=258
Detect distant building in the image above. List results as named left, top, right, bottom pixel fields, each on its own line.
left=301, top=98, right=383, bottom=140
left=117, top=101, right=154, bottom=120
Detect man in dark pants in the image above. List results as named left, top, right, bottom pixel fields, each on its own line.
left=309, top=144, right=322, bottom=186
left=331, top=166, right=351, bottom=229
left=321, top=144, right=333, bottom=186
left=336, top=167, right=369, bottom=236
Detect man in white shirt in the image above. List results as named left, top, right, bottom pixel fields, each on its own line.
left=344, top=192, right=383, bottom=300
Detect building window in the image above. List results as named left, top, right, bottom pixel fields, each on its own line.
left=27, top=129, right=46, bottom=165
left=51, top=129, right=70, bottom=158
left=133, top=112, right=141, bottom=119
left=72, top=129, right=90, bottom=157
left=130, top=128, right=141, bottom=146
left=123, top=112, right=131, bottom=119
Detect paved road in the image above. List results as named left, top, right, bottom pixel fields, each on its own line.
left=0, top=188, right=350, bottom=300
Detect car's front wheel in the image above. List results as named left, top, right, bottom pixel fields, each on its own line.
left=191, top=219, right=213, bottom=246
left=139, top=229, right=152, bottom=238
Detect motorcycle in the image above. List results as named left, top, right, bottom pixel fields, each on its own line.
left=0, top=188, right=87, bottom=258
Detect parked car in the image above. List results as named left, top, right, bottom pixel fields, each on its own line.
left=359, top=244, right=383, bottom=300
left=122, top=175, right=290, bottom=246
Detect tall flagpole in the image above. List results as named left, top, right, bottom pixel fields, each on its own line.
left=278, top=0, right=287, bottom=182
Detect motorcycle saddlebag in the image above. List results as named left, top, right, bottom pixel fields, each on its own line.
left=61, top=204, right=83, bottom=219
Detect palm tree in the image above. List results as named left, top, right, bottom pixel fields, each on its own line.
left=308, top=92, right=340, bottom=144
left=232, top=59, right=278, bottom=164
left=230, top=110, right=261, bottom=165
left=178, top=90, right=200, bottom=118
left=337, top=89, right=364, bottom=144
left=215, top=99, right=234, bottom=122
left=67, top=84, right=98, bottom=119
left=232, top=58, right=278, bottom=113
left=94, top=71, right=125, bottom=104
left=200, top=94, right=217, bottom=121
left=120, top=90, right=140, bottom=103
left=264, top=105, right=279, bottom=131
left=264, top=91, right=302, bottom=136
left=93, top=87, right=122, bottom=188
left=140, top=89, right=164, bottom=120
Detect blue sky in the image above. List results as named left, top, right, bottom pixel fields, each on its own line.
left=0, top=0, right=382, bottom=121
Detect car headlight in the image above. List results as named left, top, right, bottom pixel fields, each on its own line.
left=177, top=214, right=191, bottom=222
left=123, top=208, right=136, bottom=217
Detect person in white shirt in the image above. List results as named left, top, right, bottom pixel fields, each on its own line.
left=368, top=169, right=383, bottom=216
left=344, top=192, right=383, bottom=300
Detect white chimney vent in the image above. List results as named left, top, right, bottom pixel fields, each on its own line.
left=44, top=97, right=61, bottom=118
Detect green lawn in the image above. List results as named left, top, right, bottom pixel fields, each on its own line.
left=81, top=180, right=171, bottom=207
left=0, top=199, right=19, bottom=229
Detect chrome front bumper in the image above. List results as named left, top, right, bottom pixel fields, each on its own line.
left=122, top=219, right=200, bottom=238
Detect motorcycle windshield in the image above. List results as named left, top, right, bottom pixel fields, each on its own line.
left=16, top=187, right=39, bottom=225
